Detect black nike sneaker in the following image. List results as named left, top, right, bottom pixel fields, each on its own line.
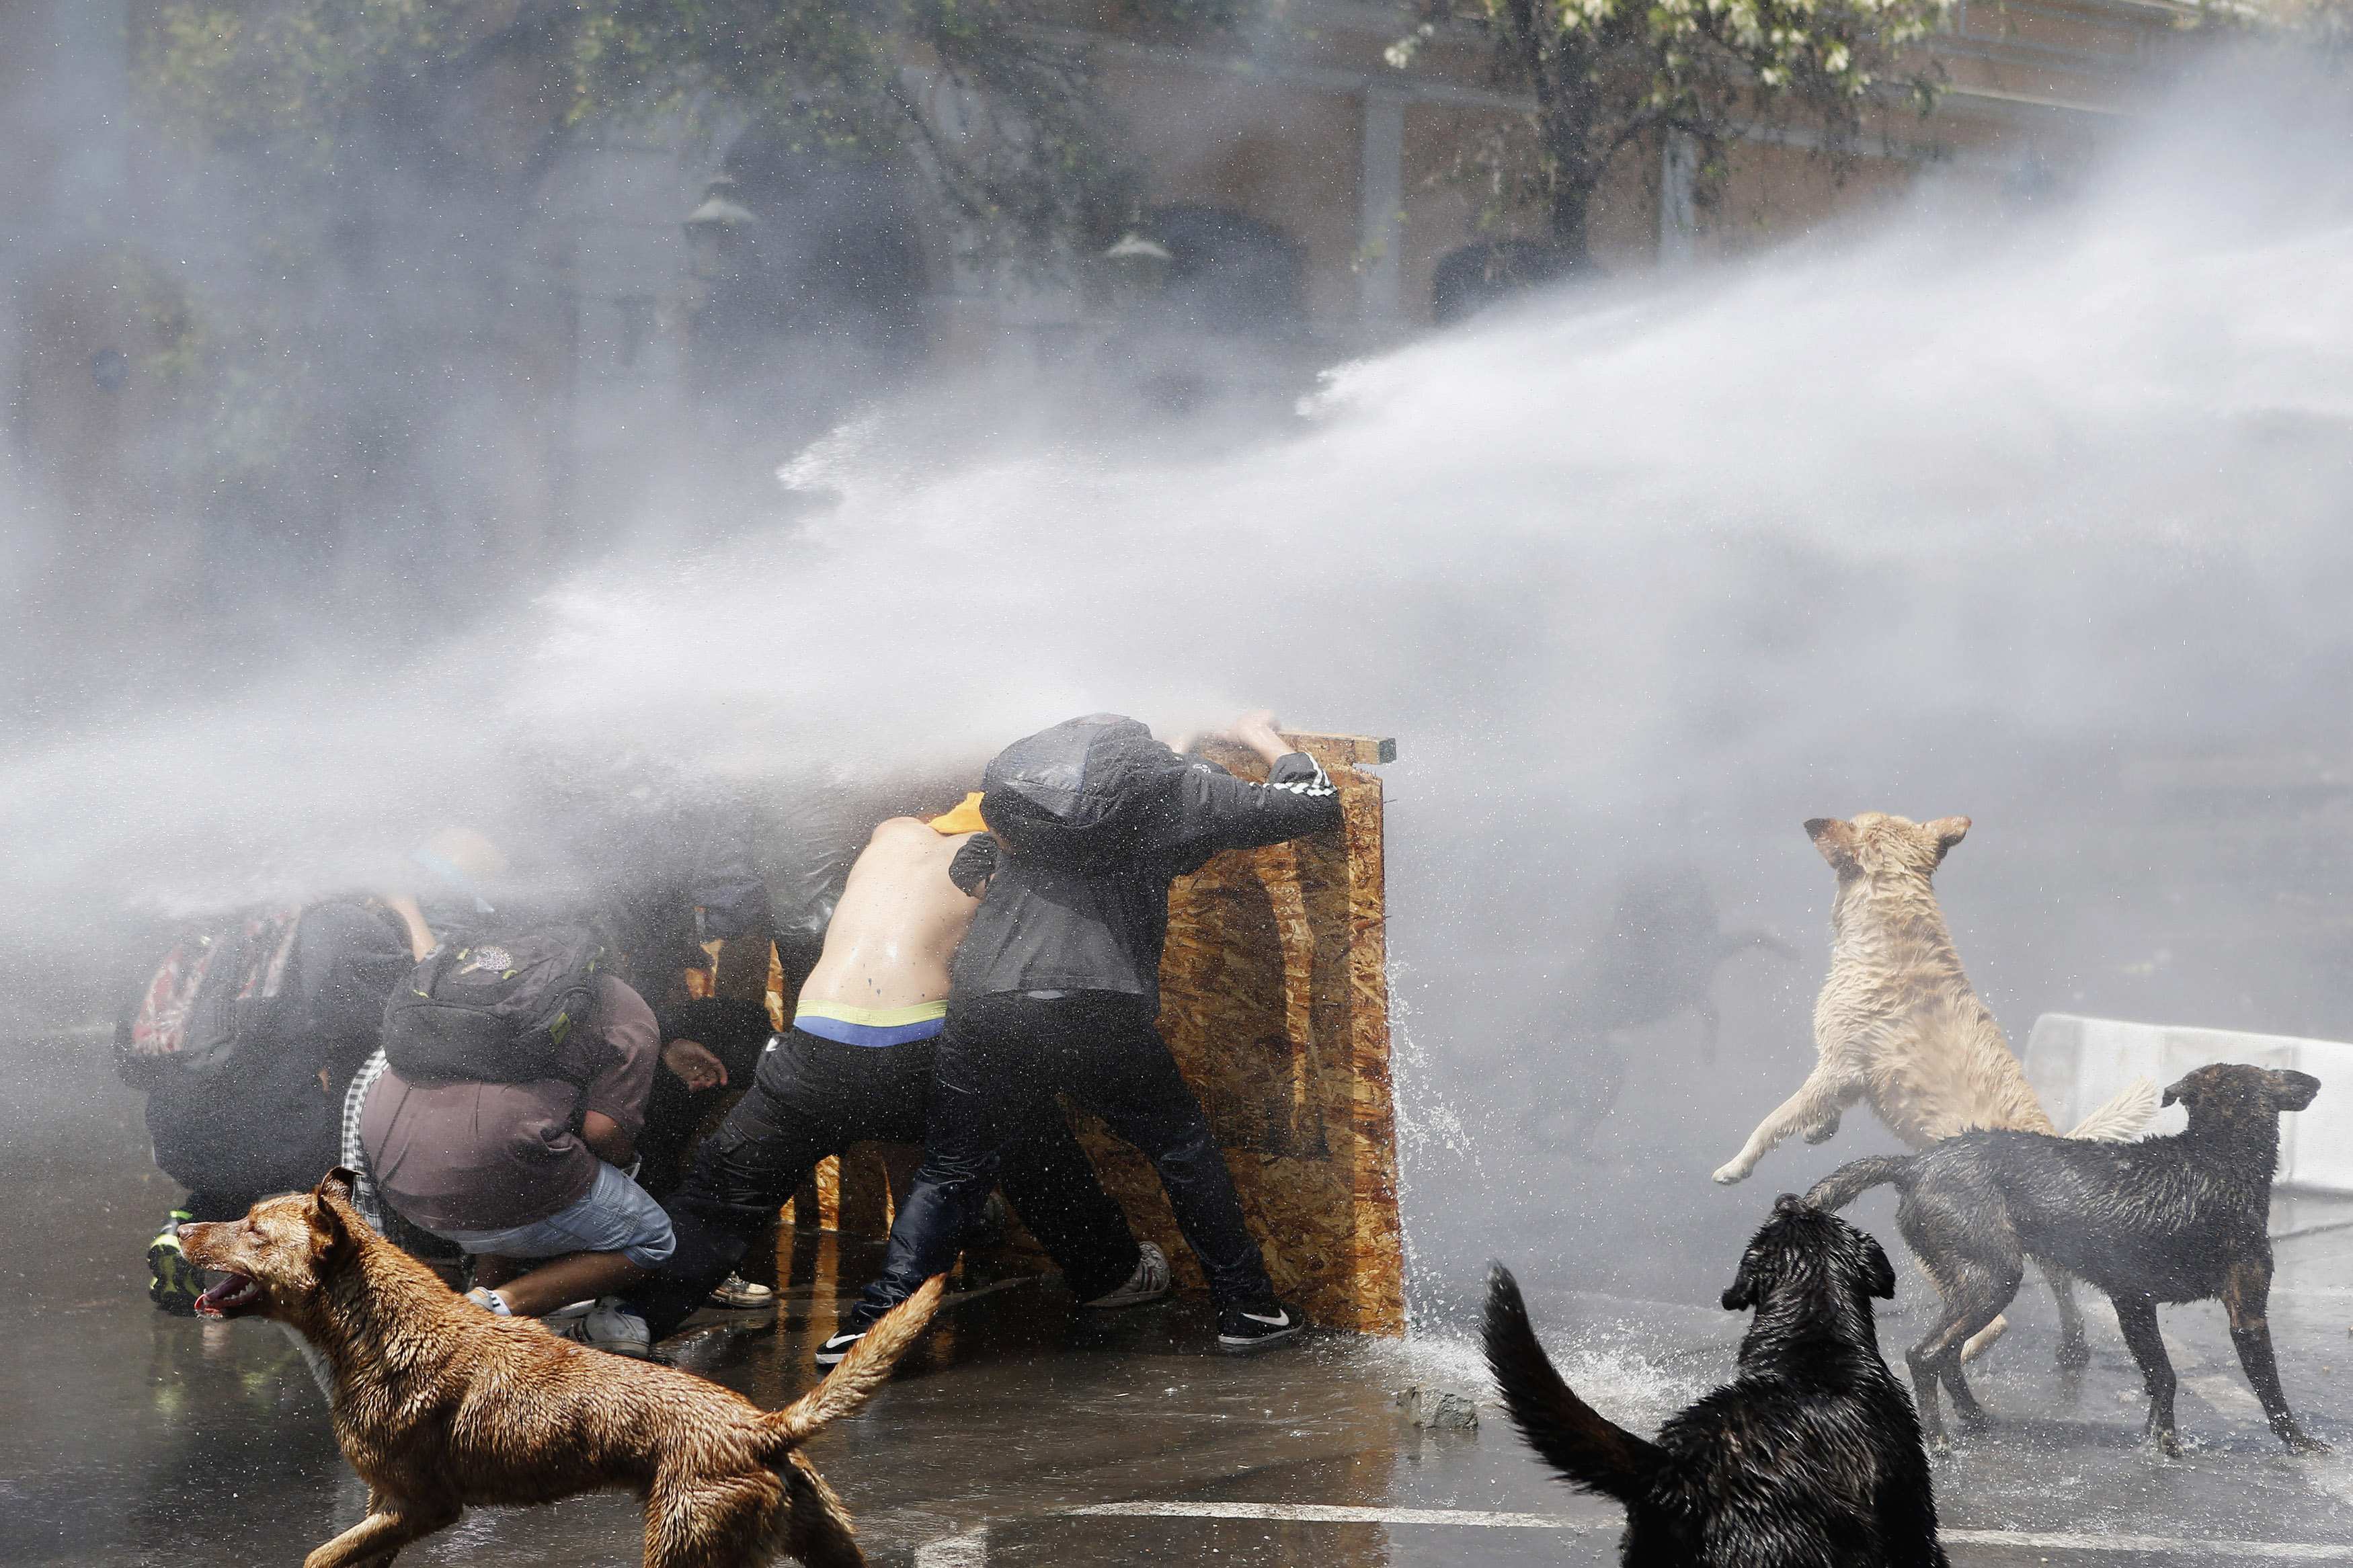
left=814, top=1304, right=886, bottom=1369
left=1217, top=1298, right=1304, bottom=1351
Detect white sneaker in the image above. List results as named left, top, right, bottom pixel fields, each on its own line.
left=552, top=1296, right=652, bottom=1359
left=1083, top=1242, right=1172, bottom=1309
left=706, top=1272, right=775, bottom=1311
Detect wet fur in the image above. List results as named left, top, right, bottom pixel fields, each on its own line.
left=178, top=1170, right=944, bottom=1568
left=1808, top=1063, right=2329, bottom=1457
left=1485, top=1198, right=1947, bottom=1568
left=1712, top=813, right=2158, bottom=1363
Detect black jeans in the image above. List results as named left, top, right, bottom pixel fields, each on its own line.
left=635, top=1029, right=772, bottom=1200
left=859, top=991, right=1275, bottom=1321
left=631, top=1027, right=1140, bottom=1338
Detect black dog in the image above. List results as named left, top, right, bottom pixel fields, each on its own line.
left=1485, top=1196, right=1946, bottom=1568
left=1810, top=1062, right=2328, bottom=1457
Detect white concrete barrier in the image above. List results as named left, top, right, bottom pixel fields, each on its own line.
left=2024, top=1014, right=2353, bottom=1195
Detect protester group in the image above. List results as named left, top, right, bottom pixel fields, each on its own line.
left=120, top=712, right=1339, bottom=1366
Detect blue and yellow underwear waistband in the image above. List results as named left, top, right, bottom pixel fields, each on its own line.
left=794, top=998, right=949, bottom=1047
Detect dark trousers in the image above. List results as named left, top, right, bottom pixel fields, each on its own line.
left=860, top=991, right=1275, bottom=1321
left=631, top=1027, right=1140, bottom=1339
left=635, top=1029, right=771, bottom=1200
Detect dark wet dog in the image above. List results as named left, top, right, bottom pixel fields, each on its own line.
left=1810, top=1063, right=2328, bottom=1456
left=1485, top=1196, right=1946, bottom=1568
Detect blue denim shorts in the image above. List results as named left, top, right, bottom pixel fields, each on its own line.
left=432, top=1161, right=676, bottom=1270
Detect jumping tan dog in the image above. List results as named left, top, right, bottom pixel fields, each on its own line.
left=179, top=1170, right=943, bottom=1568
left=1711, top=814, right=2155, bottom=1362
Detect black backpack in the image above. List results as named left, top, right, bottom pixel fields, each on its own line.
left=978, top=715, right=1193, bottom=872
left=115, top=907, right=307, bottom=1091
left=380, top=925, right=606, bottom=1085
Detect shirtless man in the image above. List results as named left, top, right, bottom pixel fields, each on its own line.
left=625, top=800, right=1164, bottom=1349
left=797, top=807, right=999, bottom=1047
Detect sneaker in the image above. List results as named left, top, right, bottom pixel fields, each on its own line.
left=963, top=1193, right=1012, bottom=1250
left=814, top=1306, right=885, bottom=1370
left=541, top=1297, right=596, bottom=1324
left=1217, top=1298, right=1304, bottom=1351
left=148, top=1211, right=202, bottom=1317
left=1083, top=1242, right=1171, bottom=1310
left=551, top=1297, right=652, bottom=1359
left=463, top=1286, right=511, bottom=1316
left=706, top=1272, right=775, bottom=1311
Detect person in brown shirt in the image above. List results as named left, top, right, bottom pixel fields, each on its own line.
left=359, top=973, right=674, bottom=1356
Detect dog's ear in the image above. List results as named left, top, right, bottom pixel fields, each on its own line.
left=1805, top=817, right=1856, bottom=869
left=1926, top=817, right=1971, bottom=863
left=1721, top=1253, right=1760, bottom=1312
left=1859, top=1234, right=1897, bottom=1301
left=2268, top=1069, right=2321, bottom=1112
left=309, top=1169, right=361, bottom=1254
left=309, top=1191, right=353, bottom=1255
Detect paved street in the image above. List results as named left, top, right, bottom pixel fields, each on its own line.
left=8, top=1040, right=2353, bottom=1567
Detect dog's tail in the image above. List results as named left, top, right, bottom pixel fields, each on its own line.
left=761, top=1276, right=947, bottom=1454
left=2065, top=1075, right=2160, bottom=1142
left=1484, top=1264, right=1667, bottom=1505
left=1804, top=1153, right=1915, bottom=1212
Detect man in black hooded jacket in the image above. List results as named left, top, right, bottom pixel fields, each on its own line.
left=830, top=710, right=1341, bottom=1365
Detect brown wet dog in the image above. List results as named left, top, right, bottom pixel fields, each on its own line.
left=178, top=1169, right=943, bottom=1567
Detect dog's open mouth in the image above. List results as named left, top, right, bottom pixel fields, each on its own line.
left=194, top=1272, right=262, bottom=1318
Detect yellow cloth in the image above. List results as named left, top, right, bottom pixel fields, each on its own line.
left=794, top=998, right=951, bottom=1027
left=928, top=792, right=988, bottom=835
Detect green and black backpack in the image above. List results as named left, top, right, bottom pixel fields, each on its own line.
left=380, top=924, right=605, bottom=1084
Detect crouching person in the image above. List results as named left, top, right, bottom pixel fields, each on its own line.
left=360, top=946, right=675, bottom=1358
left=122, top=899, right=413, bottom=1314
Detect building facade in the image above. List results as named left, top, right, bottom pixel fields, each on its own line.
left=1, top=0, right=2200, bottom=557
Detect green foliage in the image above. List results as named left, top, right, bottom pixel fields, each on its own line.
left=136, top=0, right=1235, bottom=255
left=49, top=246, right=313, bottom=487
left=1397, top=0, right=1949, bottom=257
left=140, top=1, right=452, bottom=158
left=91, top=249, right=206, bottom=388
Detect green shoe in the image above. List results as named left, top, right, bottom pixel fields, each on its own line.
left=148, top=1211, right=203, bottom=1317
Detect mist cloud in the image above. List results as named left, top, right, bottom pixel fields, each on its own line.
left=9, top=68, right=2353, bottom=928
left=8, top=63, right=2353, bottom=1302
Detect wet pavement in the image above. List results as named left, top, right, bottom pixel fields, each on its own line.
left=9, top=1050, right=2353, bottom=1566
